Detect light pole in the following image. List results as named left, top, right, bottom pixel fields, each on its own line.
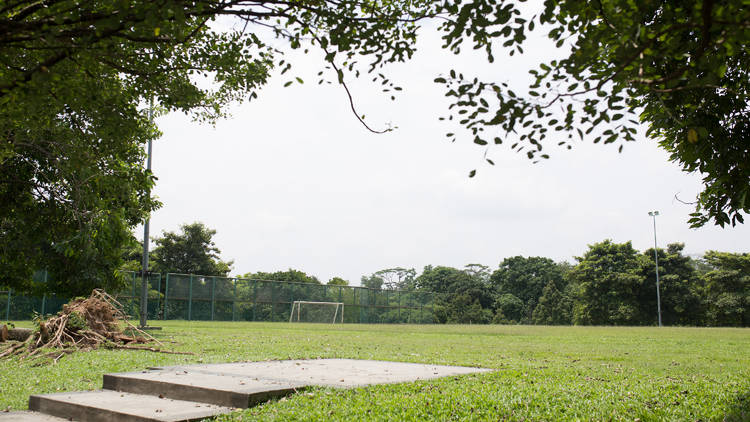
left=140, top=102, right=154, bottom=329
left=648, top=210, right=662, bottom=327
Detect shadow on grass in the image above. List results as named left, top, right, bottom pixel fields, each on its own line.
left=720, top=390, right=750, bottom=422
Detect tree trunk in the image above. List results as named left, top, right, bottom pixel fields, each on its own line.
left=7, top=328, right=32, bottom=341
left=0, top=324, right=7, bottom=342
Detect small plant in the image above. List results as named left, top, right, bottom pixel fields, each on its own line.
left=67, top=311, right=87, bottom=332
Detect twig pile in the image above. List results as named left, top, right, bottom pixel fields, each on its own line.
left=0, top=289, right=188, bottom=363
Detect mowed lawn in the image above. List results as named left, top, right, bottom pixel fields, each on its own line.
left=1, top=322, right=748, bottom=421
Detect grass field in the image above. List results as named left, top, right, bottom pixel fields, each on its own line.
left=1, top=322, right=748, bottom=421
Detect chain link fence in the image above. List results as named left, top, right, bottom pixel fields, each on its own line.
left=2, top=272, right=438, bottom=324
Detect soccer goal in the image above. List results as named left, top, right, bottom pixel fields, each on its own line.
left=289, top=301, right=344, bottom=323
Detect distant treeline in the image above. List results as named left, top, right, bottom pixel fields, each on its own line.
left=8, top=220, right=747, bottom=327
left=354, top=241, right=748, bottom=327
left=118, top=223, right=750, bottom=327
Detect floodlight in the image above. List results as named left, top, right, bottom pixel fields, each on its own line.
left=648, top=210, right=662, bottom=327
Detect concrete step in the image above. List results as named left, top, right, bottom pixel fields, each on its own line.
left=0, top=411, right=68, bottom=422
left=103, top=369, right=305, bottom=408
left=28, top=390, right=232, bottom=422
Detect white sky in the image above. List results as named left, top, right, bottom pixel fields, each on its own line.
left=141, top=21, right=749, bottom=285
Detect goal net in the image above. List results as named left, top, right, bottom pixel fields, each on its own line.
left=289, top=301, right=344, bottom=323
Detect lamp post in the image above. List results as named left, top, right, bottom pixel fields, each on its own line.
left=140, top=102, right=154, bottom=329
left=648, top=210, right=662, bottom=327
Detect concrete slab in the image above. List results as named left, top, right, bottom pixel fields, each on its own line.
left=104, top=369, right=306, bottom=408
left=0, top=411, right=67, bottom=422
left=28, top=390, right=232, bottom=422
left=146, top=358, right=491, bottom=388
left=24, top=359, right=490, bottom=422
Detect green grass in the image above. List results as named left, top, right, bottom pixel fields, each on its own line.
left=1, top=321, right=748, bottom=421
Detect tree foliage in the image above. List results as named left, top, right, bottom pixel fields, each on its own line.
left=0, top=0, right=435, bottom=291
left=569, top=240, right=645, bottom=325
left=2, top=0, right=748, bottom=292
left=639, top=243, right=703, bottom=326
left=327, top=277, right=349, bottom=286
left=433, top=0, right=750, bottom=227
left=152, top=222, right=233, bottom=276
left=416, top=265, right=494, bottom=323
left=700, top=251, right=749, bottom=326
left=531, top=280, right=572, bottom=325
left=490, top=256, right=566, bottom=323
left=372, top=267, right=417, bottom=290
left=241, top=269, right=320, bottom=284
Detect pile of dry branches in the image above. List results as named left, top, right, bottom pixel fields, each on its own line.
left=0, top=289, right=186, bottom=363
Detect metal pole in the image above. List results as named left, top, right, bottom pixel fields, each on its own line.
left=252, top=281, right=256, bottom=321
left=271, top=283, right=276, bottom=322
left=5, top=289, right=11, bottom=321
left=210, top=277, right=216, bottom=321
left=188, top=275, right=193, bottom=321
left=163, top=273, right=169, bottom=320
left=650, top=211, right=663, bottom=327
left=232, top=278, right=237, bottom=322
left=140, top=102, right=154, bottom=328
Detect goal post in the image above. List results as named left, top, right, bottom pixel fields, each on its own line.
left=289, top=301, right=344, bottom=323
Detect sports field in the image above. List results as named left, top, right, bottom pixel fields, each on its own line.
left=1, top=322, right=748, bottom=421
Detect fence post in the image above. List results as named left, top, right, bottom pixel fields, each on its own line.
left=420, top=292, right=423, bottom=323
left=188, top=275, right=193, bottom=321
left=430, top=292, right=434, bottom=324
left=156, top=273, right=161, bottom=319
left=232, top=278, right=237, bottom=322
left=398, top=291, right=401, bottom=323
left=210, top=277, right=216, bottom=321
left=251, top=281, right=256, bottom=321
left=5, top=289, right=10, bottom=321
left=353, top=289, right=358, bottom=323
left=163, top=274, right=169, bottom=320
left=41, top=294, right=46, bottom=316
left=271, top=282, right=276, bottom=322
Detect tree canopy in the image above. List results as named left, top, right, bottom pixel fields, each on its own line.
left=433, top=0, right=749, bottom=227
left=152, top=222, right=233, bottom=276
left=241, top=269, right=321, bottom=284
left=0, top=0, right=436, bottom=290
left=490, top=256, right=566, bottom=322
left=1, top=0, right=748, bottom=291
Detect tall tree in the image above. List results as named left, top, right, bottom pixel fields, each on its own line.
left=490, top=256, right=566, bottom=324
left=360, top=274, right=384, bottom=290
left=327, top=277, right=349, bottom=286
left=242, top=269, right=320, bottom=284
left=638, top=243, right=703, bottom=326
left=531, top=280, right=573, bottom=325
left=151, top=222, right=233, bottom=276
left=569, top=240, right=645, bottom=326
left=0, top=0, right=437, bottom=292
left=372, top=268, right=417, bottom=290
left=700, top=251, right=749, bottom=327
left=416, top=265, right=494, bottom=323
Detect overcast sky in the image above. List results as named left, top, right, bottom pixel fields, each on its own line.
left=140, top=21, right=749, bottom=285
